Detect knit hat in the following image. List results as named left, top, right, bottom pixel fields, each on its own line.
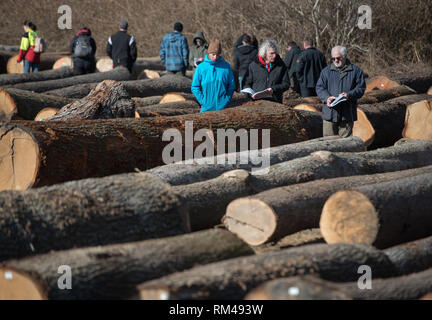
left=173, top=22, right=183, bottom=32
left=208, top=39, right=222, bottom=55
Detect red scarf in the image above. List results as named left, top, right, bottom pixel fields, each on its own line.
left=258, top=54, right=272, bottom=72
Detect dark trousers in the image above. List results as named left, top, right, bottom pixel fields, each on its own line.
left=73, top=57, right=96, bottom=75
left=300, top=85, right=317, bottom=97
left=167, top=69, right=186, bottom=76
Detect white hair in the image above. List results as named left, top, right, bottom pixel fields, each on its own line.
left=259, top=40, right=279, bottom=57
left=332, top=45, right=347, bottom=57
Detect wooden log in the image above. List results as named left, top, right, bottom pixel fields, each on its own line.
left=148, top=136, right=365, bottom=186
left=0, top=101, right=314, bottom=190
left=0, top=172, right=189, bottom=262
left=428, top=86, right=432, bottom=95
left=245, top=269, right=432, bottom=300
left=136, top=100, right=200, bottom=118
left=52, top=56, right=73, bottom=69
left=0, top=88, right=73, bottom=121
left=159, top=92, right=192, bottom=104
left=10, top=66, right=132, bottom=93
left=320, top=173, right=432, bottom=249
left=358, top=85, right=416, bottom=104
left=0, top=67, right=75, bottom=87
left=95, top=57, right=113, bottom=72
left=0, top=51, right=20, bottom=75
left=6, top=53, right=72, bottom=74
left=44, top=83, right=97, bottom=99
left=97, top=56, right=163, bottom=74
left=402, top=98, right=432, bottom=140
left=34, top=108, right=59, bottom=121
left=224, top=165, right=432, bottom=246
left=137, top=243, right=397, bottom=300
left=137, top=69, right=161, bottom=80
left=0, top=228, right=253, bottom=299
left=283, top=96, right=321, bottom=107
left=366, top=72, right=432, bottom=93
left=132, top=96, right=163, bottom=106
left=45, top=80, right=135, bottom=121
left=384, top=236, right=432, bottom=276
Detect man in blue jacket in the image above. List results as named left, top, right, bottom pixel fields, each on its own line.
left=191, top=39, right=236, bottom=113
left=316, top=45, right=366, bottom=138
left=160, top=22, right=189, bottom=76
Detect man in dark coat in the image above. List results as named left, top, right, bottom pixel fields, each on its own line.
left=243, top=40, right=290, bottom=103
left=283, top=41, right=301, bottom=93
left=106, top=21, right=137, bottom=72
left=234, top=34, right=258, bottom=90
left=296, top=38, right=327, bottom=97
left=70, top=27, right=97, bottom=75
left=316, top=45, right=366, bottom=138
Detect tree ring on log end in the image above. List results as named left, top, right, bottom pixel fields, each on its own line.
left=34, top=108, right=59, bottom=121
left=320, top=190, right=379, bottom=246
left=0, top=126, right=39, bottom=191
left=0, top=88, right=18, bottom=121
left=223, top=198, right=277, bottom=246
left=353, top=109, right=375, bottom=147
left=0, top=268, right=46, bottom=300
left=159, top=93, right=187, bottom=104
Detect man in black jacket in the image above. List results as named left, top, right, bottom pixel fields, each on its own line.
left=106, top=21, right=137, bottom=72
left=234, top=34, right=258, bottom=90
left=296, top=38, right=327, bottom=97
left=70, top=27, right=97, bottom=75
left=283, top=41, right=301, bottom=93
left=243, top=40, right=290, bottom=103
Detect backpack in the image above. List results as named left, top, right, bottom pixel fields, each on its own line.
left=33, top=34, right=46, bottom=53
left=74, top=35, right=92, bottom=58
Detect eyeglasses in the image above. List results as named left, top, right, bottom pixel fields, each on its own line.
left=332, top=56, right=343, bottom=61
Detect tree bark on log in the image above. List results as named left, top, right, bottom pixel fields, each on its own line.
left=136, top=100, right=200, bottom=117
left=223, top=165, right=432, bottom=246
left=45, top=80, right=136, bottom=121
left=9, top=66, right=132, bottom=93
left=320, top=173, right=432, bottom=249
left=0, top=88, right=73, bottom=121
left=366, top=72, right=432, bottom=94
left=0, top=102, right=315, bottom=190
left=148, top=136, right=364, bottom=186
left=245, top=269, right=432, bottom=300
left=137, top=243, right=397, bottom=300
left=402, top=98, right=432, bottom=140
left=384, top=236, right=432, bottom=276
left=0, top=172, right=189, bottom=262
left=358, top=85, right=416, bottom=104
left=0, top=228, right=253, bottom=299
left=0, top=67, right=75, bottom=87
left=132, top=96, right=163, bottom=107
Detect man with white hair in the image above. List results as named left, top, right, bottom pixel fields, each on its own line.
left=242, top=40, right=290, bottom=103
left=316, top=45, right=366, bottom=137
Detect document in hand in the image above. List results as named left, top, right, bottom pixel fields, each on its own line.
left=241, top=87, right=273, bottom=99
left=330, top=94, right=348, bottom=108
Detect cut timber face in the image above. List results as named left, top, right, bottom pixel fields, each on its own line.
left=52, top=56, right=73, bottom=69
left=0, top=268, right=46, bottom=300
left=224, top=198, right=277, bottom=246
left=293, top=104, right=320, bottom=112
left=0, top=126, right=39, bottom=191
left=402, top=99, right=432, bottom=140
left=159, top=93, right=187, bottom=104
left=7, top=54, right=23, bottom=74
left=428, top=86, right=432, bottom=95
left=366, top=76, right=400, bottom=92
left=34, top=108, right=59, bottom=121
left=96, top=57, right=113, bottom=72
left=353, top=109, right=375, bottom=147
left=0, top=88, right=17, bottom=121
left=139, top=69, right=160, bottom=80
left=320, top=190, right=379, bottom=245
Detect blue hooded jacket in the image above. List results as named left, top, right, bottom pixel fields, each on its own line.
left=191, top=55, right=236, bottom=113
left=160, top=31, right=189, bottom=71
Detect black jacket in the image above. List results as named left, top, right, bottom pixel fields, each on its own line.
left=234, top=44, right=258, bottom=78
left=243, top=54, right=290, bottom=103
left=295, top=47, right=327, bottom=88
left=283, top=44, right=301, bottom=78
left=106, top=30, right=137, bottom=71
left=69, top=34, right=97, bottom=74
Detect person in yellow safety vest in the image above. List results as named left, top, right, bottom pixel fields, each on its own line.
left=17, top=21, right=41, bottom=73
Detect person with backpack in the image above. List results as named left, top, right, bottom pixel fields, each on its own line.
left=70, top=27, right=97, bottom=75
left=17, top=21, right=44, bottom=73
left=106, top=21, right=137, bottom=72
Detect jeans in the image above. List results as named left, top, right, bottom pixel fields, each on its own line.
left=23, top=59, right=40, bottom=73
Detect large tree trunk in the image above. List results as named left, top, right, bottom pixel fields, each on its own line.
left=245, top=269, right=432, bottom=300
left=137, top=243, right=397, bottom=300
left=136, top=100, right=200, bottom=117
left=320, top=173, right=432, bottom=249
left=224, top=165, right=432, bottom=246
left=9, top=66, right=132, bottom=92
left=132, top=96, right=163, bottom=106
left=384, top=236, right=432, bottom=276
left=0, top=102, right=313, bottom=190
left=148, top=136, right=364, bottom=186
left=0, top=172, right=189, bottom=262
left=0, top=67, right=75, bottom=86
left=402, top=98, right=432, bottom=140
left=45, top=80, right=135, bottom=121
left=0, top=88, right=73, bottom=121
left=6, top=53, right=72, bottom=74
left=0, top=228, right=253, bottom=299
left=366, top=72, right=432, bottom=93
left=358, top=85, right=416, bottom=104
left=52, top=56, right=73, bottom=69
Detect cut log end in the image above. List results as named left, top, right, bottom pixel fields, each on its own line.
left=34, top=108, right=59, bottom=121
left=159, top=93, right=187, bottom=104
left=0, top=126, right=39, bottom=191
left=7, top=54, right=23, bottom=74
left=139, top=287, right=171, bottom=300
left=366, top=76, right=400, bottom=92
left=52, top=56, right=73, bottom=70
left=223, top=198, right=277, bottom=246
left=135, top=110, right=140, bottom=118
left=293, top=104, right=320, bottom=112
left=0, top=268, right=46, bottom=300
left=353, top=108, right=375, bottom=147
left=320, top=190, right=379, bottom=246
left=96, top=57, right=113, bottom=72
left=138, top=69, right=161, bottom=80
left=402, top=99, right=432, bottom=140
left=428, top=86, right=432, bottom=96
left=0, top=88, right=17, bottom=121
